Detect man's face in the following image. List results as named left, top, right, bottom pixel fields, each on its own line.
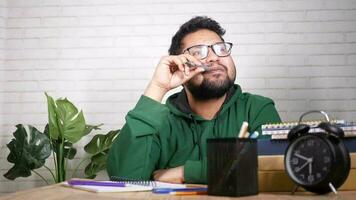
left=181, top=29, right=236, bottom=100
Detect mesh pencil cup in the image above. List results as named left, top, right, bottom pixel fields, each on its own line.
left=207, top=138, right=258, bottom=197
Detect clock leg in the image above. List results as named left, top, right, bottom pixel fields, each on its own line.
left=328, top=183, right=337, bottom=195
left=291, top=185, right=299, bottom=195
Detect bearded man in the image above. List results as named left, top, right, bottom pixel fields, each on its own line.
left=107, top=16, right=281, bottom=184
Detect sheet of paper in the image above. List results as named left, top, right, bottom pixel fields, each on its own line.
left=62, top=180, right=186, bottom=193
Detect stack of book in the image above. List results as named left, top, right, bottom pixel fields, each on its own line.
left=261, top=120, right=356, bottom=140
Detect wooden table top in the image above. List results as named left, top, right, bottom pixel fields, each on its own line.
left=0, top=183, right=355, bottom=200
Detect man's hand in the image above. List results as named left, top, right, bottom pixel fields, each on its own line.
left=144, top=55, right=205, bottom=102
left=153, top=166, right=185, bottom=184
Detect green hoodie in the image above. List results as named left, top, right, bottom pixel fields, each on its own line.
left=107, top=84, right=281, bottom=183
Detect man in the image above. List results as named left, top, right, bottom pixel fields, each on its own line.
left=107, top=16, right=281, bottom=184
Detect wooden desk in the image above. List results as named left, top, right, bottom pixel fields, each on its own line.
left=0, top=184, right=355, bottom=200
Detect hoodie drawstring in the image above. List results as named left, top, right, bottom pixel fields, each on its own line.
left=189, top=114, right=202, bottom=160
left=212, top=116, right=219, bottom=138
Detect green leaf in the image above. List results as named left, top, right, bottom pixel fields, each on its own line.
left=84, top=153, right=108, bottom=179
left=44, top=124, right=77, bottom=160
left=84, top=163, right=99, bottom=179
left=46, top=93, right=86, bottom=143
left=3, top=124, right=51, bottom=180
left=84, top=130, right=119, bottom=154
left=46, top=93, right=60, bottom=140
left=63, top=142, right=77, bottom=160
left=83, top=124, right=103, bottom=137
left=84, top=129, right=120, bottom=178
left=55, top=98, right=86, bottom=143
left=55, top=141, right=77, bottom=160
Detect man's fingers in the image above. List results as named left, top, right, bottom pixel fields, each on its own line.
left=184, top=67, right=205, bottom=81
left=177, top=55, right=191, bottom=76
left=169, top=56, right=186, bottom=73
left=184, top=54, right=202, bottom=66
left=153, top=169, right=166, bottom=181
left=165, top=54, right=202, bottom=74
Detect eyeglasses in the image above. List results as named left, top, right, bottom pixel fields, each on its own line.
left=183, top=42, right=233, bottom=60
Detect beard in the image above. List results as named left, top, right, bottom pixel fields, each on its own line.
left=186, top=73, right=234, bottom=100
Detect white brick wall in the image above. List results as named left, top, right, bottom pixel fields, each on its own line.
left=0, top=0, right=6, bottom=195
left=0, top=0, right=4, bottom=138
left=1, top=0, right=356, bottom=195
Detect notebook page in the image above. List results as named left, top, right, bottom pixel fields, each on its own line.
left=62, top=180, right=186, bottom=193
left=154, top=181, right=186, bottom=188
left=62, top=182, right=152, bottom=193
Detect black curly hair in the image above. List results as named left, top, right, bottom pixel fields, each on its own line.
left=168, top=16, right=226, bottom=55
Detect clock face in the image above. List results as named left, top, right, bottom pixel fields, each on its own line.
left=285, top=135, right=333, bottom=186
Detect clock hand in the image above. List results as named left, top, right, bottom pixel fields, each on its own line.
left=296, top=160, right=310, bottom=172
left=308, top=158, right=313, bottom=175
left=294, top=153, right=309, bottom=161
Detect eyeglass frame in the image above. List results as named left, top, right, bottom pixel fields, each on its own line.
left=182, top=42, right=233, bottom=60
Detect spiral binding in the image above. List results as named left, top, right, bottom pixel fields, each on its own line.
left=262, top=120, right=356, bottom=139
left=110, top=176, right=157, bottom=187
left=262, top=119, right=345, bottom=132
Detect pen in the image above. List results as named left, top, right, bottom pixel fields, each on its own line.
left=152, top=187, right=207, bottom=194
left=185, top=60, right=211, bottom=71
left=67, top=179, right=126, bottom=187
left=170, top=191, right=207, bottom=195
left=249, top=131, right=259, bottom=139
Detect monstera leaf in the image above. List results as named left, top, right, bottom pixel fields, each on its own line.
left=83, top=124, right=103, bottom=137
left=43, top=124, right=75, bottom=159
left=84, top=129, right=120, bottom=178
left=46, top=93, right=86, bottom=143
left=43, top=124, right=102, bottom=160
left=84, top=153, right=108, bottom=179
left=4, top=124, right=51, bottom=180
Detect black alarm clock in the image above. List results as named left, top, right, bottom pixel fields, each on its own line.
left=284, top=110, right=351, bottom=194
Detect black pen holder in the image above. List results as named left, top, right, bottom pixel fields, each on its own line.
left=207, top=138, right=258, bottom=197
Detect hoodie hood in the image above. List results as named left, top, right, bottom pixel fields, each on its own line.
left=166, top=84, right=242, bottom=121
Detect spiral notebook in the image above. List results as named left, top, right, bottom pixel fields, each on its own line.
left=63, top=179, right=186, bottom=193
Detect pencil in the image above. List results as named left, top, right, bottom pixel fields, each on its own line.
left=238, top=121, right=249, bottom=138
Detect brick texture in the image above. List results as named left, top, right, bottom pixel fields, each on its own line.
left=1, top=0, right=356, bottom=195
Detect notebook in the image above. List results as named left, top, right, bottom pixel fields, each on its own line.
left=62, top=179, right=186, bottom=193
left=261, top=120, right=356, bottom=139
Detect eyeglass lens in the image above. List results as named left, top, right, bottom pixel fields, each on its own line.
left=187, top=42, right=232, bottom=60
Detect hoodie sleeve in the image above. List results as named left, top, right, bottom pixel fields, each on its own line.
left=184, top=159, right=207, bottom=183
left=107, top=95, right=168, bottom=180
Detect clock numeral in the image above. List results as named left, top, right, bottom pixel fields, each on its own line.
left=294, top=167, right=300, bottom=173
left=300, top=174, right=305, bottom=180
left=308, top=175, right=315, bottom=183
left=316, top=173, right=321, bottom=179
left=307, top=140, right=314, bottom=146
left=291, top=158, right=299, bottom=165
left=322, top=166, right=328, bottom=171
left=324, top=156, right=330, bottom=163
left=322, top=148, right=327, bottom=153
left=316, top=141, right=321, bottom=146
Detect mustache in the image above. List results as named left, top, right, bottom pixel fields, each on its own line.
left=203, top=63, right=228, bottom=73
left=185, top=61, right=227, bottom=72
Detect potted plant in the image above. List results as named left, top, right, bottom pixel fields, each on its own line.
left=3, top=93, right=120, bottom=183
